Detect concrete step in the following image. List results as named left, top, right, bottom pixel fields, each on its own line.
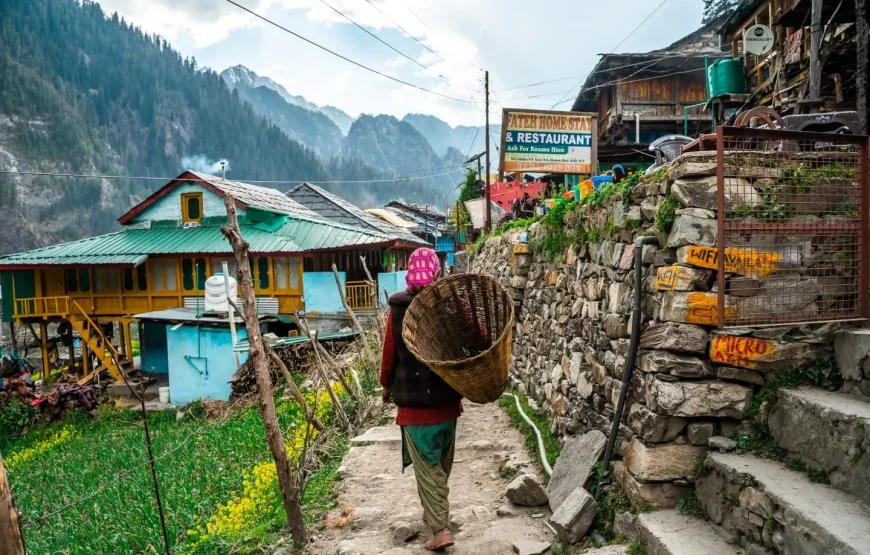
left=698, top=452, right=870, bottom=555
left=768, top=386, right=870, bottom=505
left=635, top=510, right=744, bottom=555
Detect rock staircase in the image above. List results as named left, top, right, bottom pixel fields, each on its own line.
left=619, top=332, right=870, bottom=555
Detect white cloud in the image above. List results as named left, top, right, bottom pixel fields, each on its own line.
left=94, top=0, right=704, bottom=127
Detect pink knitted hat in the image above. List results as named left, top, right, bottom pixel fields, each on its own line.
left=406, top=248, right=440, bottom=288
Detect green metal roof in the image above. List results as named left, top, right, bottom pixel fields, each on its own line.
left=0, top=213, right=421, bottom=268
left=233, top=330, right=357, bottom=352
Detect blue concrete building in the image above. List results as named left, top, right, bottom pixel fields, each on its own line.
left=135, top=308, right=270, bottom=405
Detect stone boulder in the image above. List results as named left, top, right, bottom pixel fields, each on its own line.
left=547, top=430, right=607, bottom=512
left=549, top=487, right=597, bottom=544
left=639, top=350, right=714, bottom=379
left=626, top=404, right=687, bottom=443
left=645, top=377, right=753, bottom=419
left=671, top=175, right=758, bottom=211
left=624, top=439, right=706, bottom=482
left=666, top=214, right=717, bottom=249
left=613, top=461, right=692, bottom=509
left=638, top=322, right=709, bottom=354
left=506, top=474, right=549, bottom=507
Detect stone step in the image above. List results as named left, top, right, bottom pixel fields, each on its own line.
left=635, top=510, right=744, bottom=555
left=698, top=452, right=870, bottom=555
left=834, top=328, right=870, bottom=382
left=768, top=386, right=870, bottom=505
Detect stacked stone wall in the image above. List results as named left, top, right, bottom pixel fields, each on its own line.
left=470, top=150, right=848, bottom=509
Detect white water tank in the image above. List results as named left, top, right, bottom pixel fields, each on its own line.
left=204, top=273, right=238, bottom=312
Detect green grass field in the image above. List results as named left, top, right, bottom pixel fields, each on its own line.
left=2, top=382, right=357, bottom=554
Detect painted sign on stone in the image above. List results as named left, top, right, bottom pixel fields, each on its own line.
left=685, top=292, right=735, bottom=325
left=655, top=266, right=706, bottom=291
left=710, top=334, right=779, bottom=369
left=682, top=246, right=780, bottom=277
left=501, top=109, right=597, bottom=174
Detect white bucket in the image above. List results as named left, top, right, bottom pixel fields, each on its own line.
left=158, top=387, right=170, bottom=404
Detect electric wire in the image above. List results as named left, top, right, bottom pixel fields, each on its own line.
left=361, top=0, right=444, bottom=61
left=222, top=0, right=474, bottom=104
left=0, top=167, right=468, bottom=185
left=550, top=0, right=671, bottom=109
left=316, top=0, right=431, bottom=72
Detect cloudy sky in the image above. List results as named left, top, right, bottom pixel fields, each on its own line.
left=96, top=0, right=705, bottom=127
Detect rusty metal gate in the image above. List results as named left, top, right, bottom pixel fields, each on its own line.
left=715, top=126, right=870, bottom=327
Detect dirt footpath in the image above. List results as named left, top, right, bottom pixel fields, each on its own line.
left=307, top=402, right=555, bottom=555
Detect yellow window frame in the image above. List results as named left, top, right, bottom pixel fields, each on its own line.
left=181, top=192, right=203, bottom=223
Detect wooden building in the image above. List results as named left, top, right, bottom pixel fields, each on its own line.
left=0, top=171, right=426, bottom=382
left=719, top=0, right=865, bottom=118
left=572, top=20, right=729, bottom=145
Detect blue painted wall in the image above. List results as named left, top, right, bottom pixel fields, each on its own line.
left=166, top=324, right=250, bottom=405
left=378, top=271, right=408, bottom=305
left=131, top=182, right=244, bottom=223
left=139, top=321, right=169, bottom=374
left=303, top=271, right=346, bottom=313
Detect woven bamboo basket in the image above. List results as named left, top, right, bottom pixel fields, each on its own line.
left=402, top=273, right=514, bottom=404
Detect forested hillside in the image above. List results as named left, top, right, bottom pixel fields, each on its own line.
left=0, top=0, right=450, bottom=255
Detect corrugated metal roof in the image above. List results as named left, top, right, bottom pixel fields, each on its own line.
left=187, top=171, right=320, bottom=219
left=288, top=183, right=427, bottom=245
left=0, top=226, right=302, bottom=266
left=366, top=209, right=417, bottom=228
left=233, top=330, right=357, bottom=352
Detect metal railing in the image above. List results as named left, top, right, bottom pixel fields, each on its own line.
left=715, top=126, right=869, bottom=327
left=345, top=281, right=376, bottom=310
left=14, top=296, right=71, bottom=318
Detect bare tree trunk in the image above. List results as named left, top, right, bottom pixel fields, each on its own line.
left=221, top=195, right=307, bottom=547
left=331, top=264, right=376, bottom=365
left=266, top=347, right=325, bottom=432
left=295, top=312, right=360, bottom=398
left=308, top=330, right=348, bottom=427
left=0, top=452, right=25, bottom=555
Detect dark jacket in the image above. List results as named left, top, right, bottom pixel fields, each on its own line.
left=388, top=290, right=462, bottom=408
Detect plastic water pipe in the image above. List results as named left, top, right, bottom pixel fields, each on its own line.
left=222, top=261, right=241, bottom=369
left=684, top=102, right=708, bottom=136
left=599, top=236, right=658, bottom=487
left=501, top=392, right=553, bottom=477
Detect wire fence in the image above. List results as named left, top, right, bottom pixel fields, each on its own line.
left=715, top=126, right=870, bottom=327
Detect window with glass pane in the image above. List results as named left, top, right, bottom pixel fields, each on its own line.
left=288, top=258, right=299, bottom=289
left=136, top=264, right=147, bottom=291
left=195, top=258, right=207, bottom=290
left=182, top=193, right=203, bottom=223
left=257, top=257, right=270, bottom=289
left=94, top=269, right=108, bottom=293
left=164, top=259, right=177, bottom=291
left=78, top=269, right=90, bottom=292
left=107, top=268, right=119, bottom=292
left=150, top=260, right=164, bottom=292
left=182, top=258, right=194, bottom=290
left=275, top=257, right=287, bottom=290
left=66, top=269, right=79, bottom=293
left=123, top=268, right=134, bottom=292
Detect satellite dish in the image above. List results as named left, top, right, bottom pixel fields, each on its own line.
left=744, top=24, right=774, bottom=56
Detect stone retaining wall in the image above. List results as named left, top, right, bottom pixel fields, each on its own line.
left=469, top=151, right=849, bottom=509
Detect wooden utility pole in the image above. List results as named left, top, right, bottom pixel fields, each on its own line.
left=221, top=194, right=307, bottom=547
left=857, top=0, right=868, bottom=133
left=484, top=70, right=492, bottom=234
left=808, top=0, right=824, bottom=111
left=0, top=452, right=25, bottom=555
left=331, top=264, right=376, bottom=365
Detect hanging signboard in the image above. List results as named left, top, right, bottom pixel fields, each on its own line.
left=499, top=109, right=597, bottom=176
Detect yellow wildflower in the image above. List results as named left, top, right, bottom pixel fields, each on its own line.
left=6, top=428, right=76, bottom=469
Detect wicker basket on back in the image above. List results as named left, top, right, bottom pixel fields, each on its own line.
left=402, top=273, right=514, bottom=404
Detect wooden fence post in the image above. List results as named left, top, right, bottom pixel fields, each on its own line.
left=221, top=194, right=307, bottom=547
left=0, top=452, right=25, bottom=555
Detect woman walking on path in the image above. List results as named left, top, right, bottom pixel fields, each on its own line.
left=380, top=247, right=462, bottom=551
